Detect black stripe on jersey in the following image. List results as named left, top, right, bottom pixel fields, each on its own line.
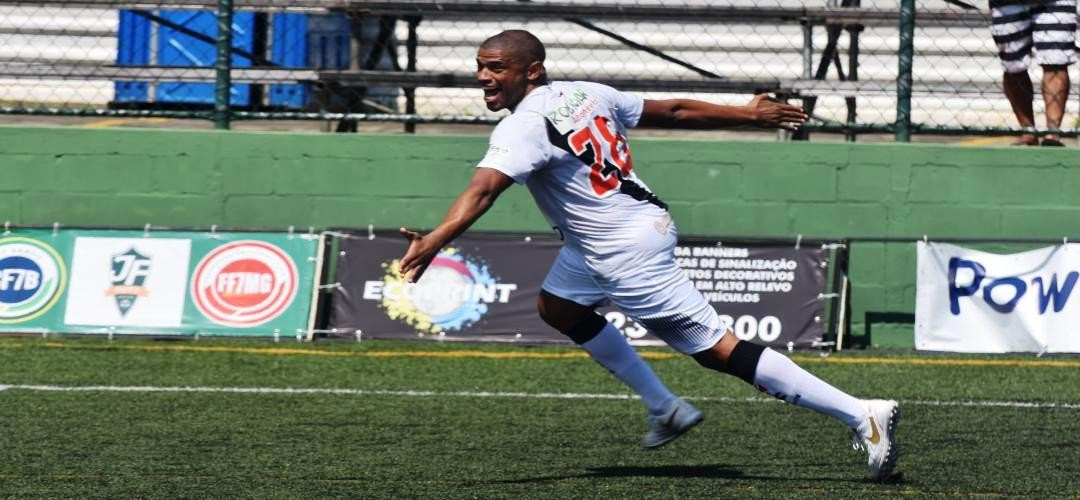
left=544, top=118, right=669, bottom=211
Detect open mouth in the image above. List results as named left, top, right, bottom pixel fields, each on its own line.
left=482, top=88, right=499, bottom=102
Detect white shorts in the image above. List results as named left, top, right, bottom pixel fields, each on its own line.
left=541, top=228, right=724, bottom=355
left=991, top=0, right=1077, bottom=73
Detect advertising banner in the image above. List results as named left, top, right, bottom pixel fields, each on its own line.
left=0, top=228, right=319, bottom=337
left=0, top=230, right=72, bottom=331
left=328, top=231, right=831, bottom=348
left=916, top=241, right=1080, bottom=353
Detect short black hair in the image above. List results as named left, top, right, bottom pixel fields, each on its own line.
left=479, top=29, right=546, bottom=65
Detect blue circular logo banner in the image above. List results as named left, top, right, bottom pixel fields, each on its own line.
left=0, top=237, right=66, bottom=323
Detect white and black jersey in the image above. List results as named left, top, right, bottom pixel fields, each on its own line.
left=478, top=81, right=725, bottom=354
left=477, top=81, right=668, bottom=262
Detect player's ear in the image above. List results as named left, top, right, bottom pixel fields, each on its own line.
left=527, top=60, right=546, bottom=83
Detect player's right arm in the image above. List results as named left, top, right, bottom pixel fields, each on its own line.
left=638, top=94, right=807, bottom=131
left=398, top=167, right=515, bottom=283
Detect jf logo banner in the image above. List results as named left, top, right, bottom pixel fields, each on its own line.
left=0, top=229, right=318, bottom=337
left=328, top=231, right=831, bottom=348
left=916, top=241, right=1080, bottom=353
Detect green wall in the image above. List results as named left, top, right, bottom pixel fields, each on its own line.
left=3, top=126, right=1079, bottom=346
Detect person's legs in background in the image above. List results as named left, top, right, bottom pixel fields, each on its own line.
left=1031, top=0, right=1077, bottom=146
left=992, top=2, right=1039, bottom=145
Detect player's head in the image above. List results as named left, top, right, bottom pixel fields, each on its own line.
left=476, top=30, right=548, bottom=111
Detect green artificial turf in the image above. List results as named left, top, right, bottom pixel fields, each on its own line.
left=1, top=337, right=1078, bottom=498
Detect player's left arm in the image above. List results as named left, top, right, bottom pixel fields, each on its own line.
left=398, top=167, right=515, bottom=283
left=638, top=94, right=807, bottom=131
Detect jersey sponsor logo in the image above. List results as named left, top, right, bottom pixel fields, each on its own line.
left=0, top=237, right=66, bottom=323
left=191, top=241, right=298, bottom=327
left=107, top=247, right=151, bottom=317
left=547, top=88, right=599, bottom=135
left=363, top=248, right=517, bottom=334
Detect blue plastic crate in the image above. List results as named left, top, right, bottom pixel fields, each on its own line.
left=114, top=10, right=256, bottom=106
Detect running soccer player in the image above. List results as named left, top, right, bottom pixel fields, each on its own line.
left=398, top=30, right=900, bottom=480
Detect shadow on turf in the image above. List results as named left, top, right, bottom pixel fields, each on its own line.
left=499, top=464, right=881, bottom=484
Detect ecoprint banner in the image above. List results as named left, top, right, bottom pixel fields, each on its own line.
left=0, top=228, right=319, bottom=337
left=916, top=241, right=1080, bottom=353
left=328, top=231, right=831, bottom=348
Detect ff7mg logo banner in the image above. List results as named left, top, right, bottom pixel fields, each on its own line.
left=0, top=229, right=318, bottom=337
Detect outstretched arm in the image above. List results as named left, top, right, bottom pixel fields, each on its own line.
left=398, top=167, right=515, bottom=283
left=638, top=94, right=807, bottom=131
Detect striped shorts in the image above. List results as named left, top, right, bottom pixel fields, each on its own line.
left=990, top=0, right=1077, bottom=72
left=541, top=223, right=725, bottom=355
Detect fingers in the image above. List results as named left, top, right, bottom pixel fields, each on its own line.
left=399, top=227, right=421, bottom=241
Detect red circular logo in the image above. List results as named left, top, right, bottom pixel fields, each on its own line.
left=191, top=241, right=299, bottom=327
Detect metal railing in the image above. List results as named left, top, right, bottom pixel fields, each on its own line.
left=0, top=0, right=1077, bottom=140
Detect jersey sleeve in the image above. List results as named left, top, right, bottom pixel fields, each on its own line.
left=575, top=81, right=645, bottom=128
left=476, top=112, right=551, bottom=184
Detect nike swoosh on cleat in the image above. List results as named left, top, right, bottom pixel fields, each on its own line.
left=868, top=416, right=881, bottom=445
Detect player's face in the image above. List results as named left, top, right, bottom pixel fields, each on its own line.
left=476, top=48, right=531, bottom=111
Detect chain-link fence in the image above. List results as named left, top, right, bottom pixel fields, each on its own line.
left=1, top=0, right=1077, bottom=138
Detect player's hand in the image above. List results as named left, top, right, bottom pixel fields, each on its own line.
left=398, top=227, right=441, bottom=283
left=745, top=94, right=807, bottom=131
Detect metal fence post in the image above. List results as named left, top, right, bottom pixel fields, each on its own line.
left=214, top=0, right=233, bottom=130
left=895, top=0, right=914, bottom=142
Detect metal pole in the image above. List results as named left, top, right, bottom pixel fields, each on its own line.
left=214, top=0, right=233, bottom=129
left=404, top=17, right=419, bottom=134
left=787, top=19, right=813, bottom=141
left=895, top=0, right=914, bottom=142
left=846, top=0, right=861, bottom=142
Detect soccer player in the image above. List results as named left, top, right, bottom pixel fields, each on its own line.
left=398, top=30, right=900, bottom=480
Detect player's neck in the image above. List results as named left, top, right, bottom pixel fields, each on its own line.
left=510, top=81, right=547, bottom=112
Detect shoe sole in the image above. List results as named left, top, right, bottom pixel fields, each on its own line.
left=875, top=403, right=901, bottom=481
left=642, top=412, right=703, bottom=449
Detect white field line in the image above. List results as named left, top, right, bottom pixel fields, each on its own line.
left=1, top=383, right=1079, bottom=410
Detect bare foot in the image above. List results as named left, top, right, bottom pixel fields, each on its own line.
left=1012, top=134, right=1039, bottom=146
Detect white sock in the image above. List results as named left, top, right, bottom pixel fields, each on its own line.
left=752, top=348, right=867, bottom=429
left=581, top=322, right=676, bottom=415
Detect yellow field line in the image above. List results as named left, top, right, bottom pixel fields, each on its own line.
left=1, top=341, right=1078, bottom=367
left=81, top=117, right=173, bottom=129
left=954, top=136, right=1015, bottom=146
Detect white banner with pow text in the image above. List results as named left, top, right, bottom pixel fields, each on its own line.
left=916, top=241, right=1080, bottom=353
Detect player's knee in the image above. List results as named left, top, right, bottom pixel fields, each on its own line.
left=724, top=340, right=766, bottom=385
left=694, top=338, right=766, bottom=384
left=561, top=312, right=608, bottom=344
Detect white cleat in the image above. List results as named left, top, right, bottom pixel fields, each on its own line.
left=852, top=399, right=901, bottom=481
left=642, top=397, right=703, bottom=449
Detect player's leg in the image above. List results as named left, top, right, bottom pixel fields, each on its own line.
left=599, top=230, right=898, bottom=478
left=991, top=2, right=1038, bottom=145
left=691, top=336, right=899, bottom=480
left=1031, top=0, right=1076, bottom=145
left=538, top=289, right=678, bottom=417
left=539, top=247, right=697, bottom=448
